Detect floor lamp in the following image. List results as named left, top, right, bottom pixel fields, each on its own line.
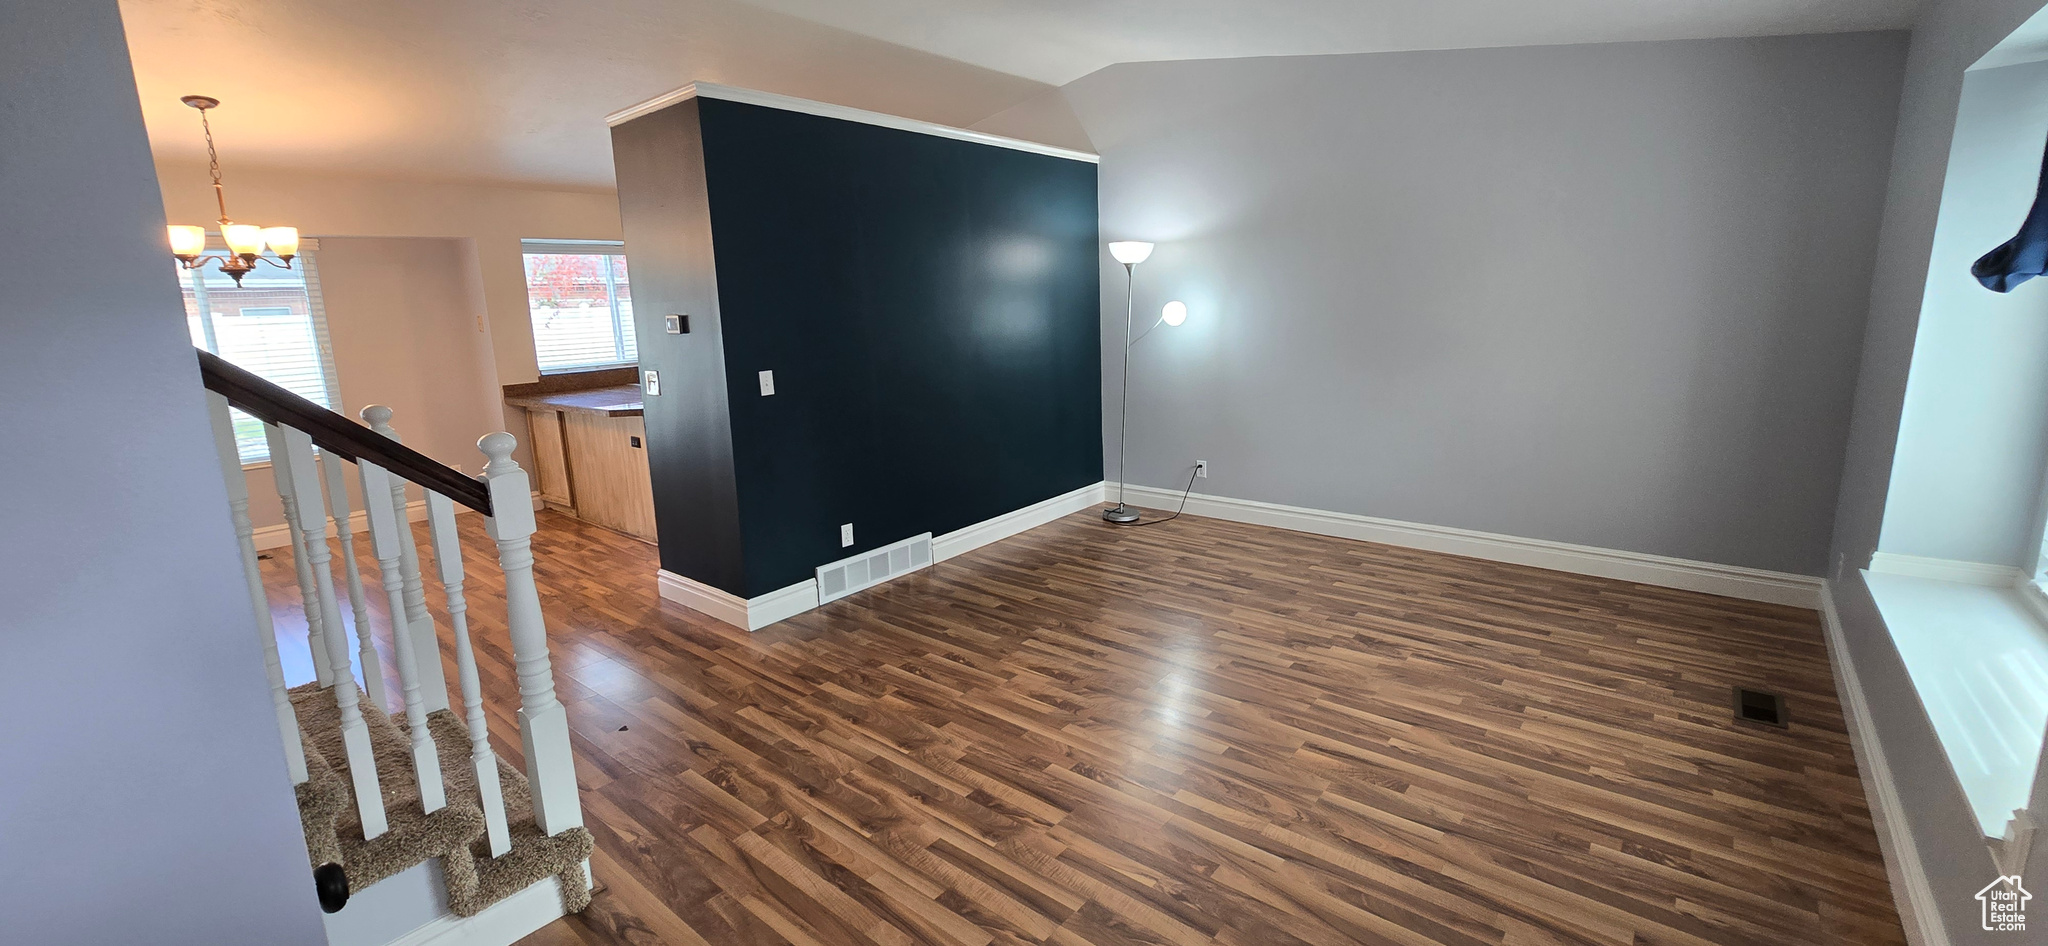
left=1103, top=240, right=1185, bottom=523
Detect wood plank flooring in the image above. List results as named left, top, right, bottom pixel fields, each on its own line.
left=264, top=507, right=1904, bottom=946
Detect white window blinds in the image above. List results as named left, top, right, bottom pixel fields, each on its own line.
left=521, top=240, right=636, bottom=372
left=182, top=240, right=341, bottom=464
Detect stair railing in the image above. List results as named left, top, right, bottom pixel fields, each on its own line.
left=197, top=348, right=582, bottom=850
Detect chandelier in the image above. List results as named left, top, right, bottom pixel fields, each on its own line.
left=165, top=95, right=297, bottom=286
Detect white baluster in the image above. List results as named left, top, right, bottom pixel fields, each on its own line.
left=363, top=406, right=452, bottom=714
left=208, top=395, right=307, bottom=784
left=280, top=427, right=387, bottom=838
left=426, top=490, right=511, bottom=855
left=360, top=459, right=447, bottom=813
left=263, top=422, right=335, bottom=687
left=480, top=432, right=582, bottom=836
left=322, top=452, right=390, bottom=713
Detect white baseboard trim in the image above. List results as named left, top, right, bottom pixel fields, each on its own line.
left=656, top=481, right=1108, bottom=631
left=748, top=578, right=821, bottom=628
left=2016, top=578, right=2048, bottom=630
left=1120, top=485, right=1823, bottom=608
left=1819, top=582, right=1947, bottom=946
left=1868, top=551, right=2024, bottom=587
left=657, top=569, right=821, bottom=631
left=255, top=498, right=431, bottom=551
left=932, top=481, right=1107, bottom=562
left=252, top=492, right=536, bottom=552
left=385, top=872, right=570, bottom=946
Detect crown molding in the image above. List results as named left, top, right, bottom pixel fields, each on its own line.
left=605, top=82, right=1099, bottom=164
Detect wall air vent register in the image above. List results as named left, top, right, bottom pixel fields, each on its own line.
left=817, top=532, right=933, bottom=604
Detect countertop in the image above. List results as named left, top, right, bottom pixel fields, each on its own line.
left=505, top=384, right=643, bottom=417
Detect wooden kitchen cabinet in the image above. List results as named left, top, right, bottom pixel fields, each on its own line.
left=505, top=378, right=656, bottom=542
left=527, top=409, right=574, bottom=507
left=563, top=412, right=657, bottom=540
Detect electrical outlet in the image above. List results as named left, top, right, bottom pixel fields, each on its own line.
left=643, top=370, right=660, bottom=396
left=759, top=370, right=776, bottom=396
left=840, top=523, right=854, bottom=547
left=1195, top=459, right=1209, bottom=478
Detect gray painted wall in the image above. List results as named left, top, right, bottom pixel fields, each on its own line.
left=239, top=237, right=506, bottom=532
left=1829, top=0, right=2048, bottom=940
left=984, top=34, right=1907, bottom=576
left=0, top=1, right=327, bottom=942
left=1879, top=59, right=2048, bottom=568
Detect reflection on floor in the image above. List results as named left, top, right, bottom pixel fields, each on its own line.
left=266, top=508, right=1906, bottom=946
left=1863, top=569, right=2048, bottom=837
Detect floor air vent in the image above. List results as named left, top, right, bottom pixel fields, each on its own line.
left=817, top=532, right=933, bottom=604
left=1732, top=686, right=1788, bottom=728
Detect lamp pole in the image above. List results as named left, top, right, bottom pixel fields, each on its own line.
left=1105, top=257, right=1142, bottom=523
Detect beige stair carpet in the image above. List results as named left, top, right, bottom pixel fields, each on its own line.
left=289, top=683, right=593, bottom=917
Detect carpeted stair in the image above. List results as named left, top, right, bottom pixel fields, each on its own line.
left=289, top=684, right=593, bottom=917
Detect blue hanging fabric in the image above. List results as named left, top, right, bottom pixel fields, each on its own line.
left=1974, top=132, right=2048, bottom=292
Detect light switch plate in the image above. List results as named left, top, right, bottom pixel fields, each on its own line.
left=759, top=370, right=775, bottom=396
left=664, top=314, right=688, bottom=334
left=840, top=523, right=854, bottom=547
left=643, top=370, right=659, bottom=396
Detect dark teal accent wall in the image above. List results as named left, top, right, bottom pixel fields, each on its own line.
left=615, top=97, right=1101, bottom=599
left=611, top=100, right=748, bottom=594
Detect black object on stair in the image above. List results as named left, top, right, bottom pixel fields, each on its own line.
left=1973, top=132, right=2048, bottom=292
left=314, top=863, right=349, bottom=914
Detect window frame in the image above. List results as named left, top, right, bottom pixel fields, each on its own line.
left=520, top=239, right=637, bottom=374
left=181, top=238, right=340, bottom=468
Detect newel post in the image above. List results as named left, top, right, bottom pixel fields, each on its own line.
left=479, top=432, right=582, bottom=836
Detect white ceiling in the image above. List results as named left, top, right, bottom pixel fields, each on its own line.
left=120, top=0, right=1048, bottom=188
left=122, top=0, right=1926, bottom=189
left=734, top=0, right=1925, bottom=85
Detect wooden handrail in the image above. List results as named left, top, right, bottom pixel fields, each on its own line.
left=196, top=348, right=494, bottom=515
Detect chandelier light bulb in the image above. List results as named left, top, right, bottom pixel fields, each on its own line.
left=167, top=225, right=207, bottom=259
left=221, top=224, right=265, bottom=257
left=261, top=227, right=300, bottom=260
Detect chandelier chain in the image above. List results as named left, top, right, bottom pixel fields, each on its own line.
left=199, top=107, right=229, bottom=224
left=201, top=109, right=221, bottom=186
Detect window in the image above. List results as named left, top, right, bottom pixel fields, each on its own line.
left=181, top=243, right=341, bottom=464
left=521, top=240, right=636, bottom=372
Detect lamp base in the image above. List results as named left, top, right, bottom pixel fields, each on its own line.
left=1102, top=504, right=1140, bottom=524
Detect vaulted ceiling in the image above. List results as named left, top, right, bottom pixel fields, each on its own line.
left=739, top=0, right=1924, bottom=86
left=121, top=0, right=1923, bottom=188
